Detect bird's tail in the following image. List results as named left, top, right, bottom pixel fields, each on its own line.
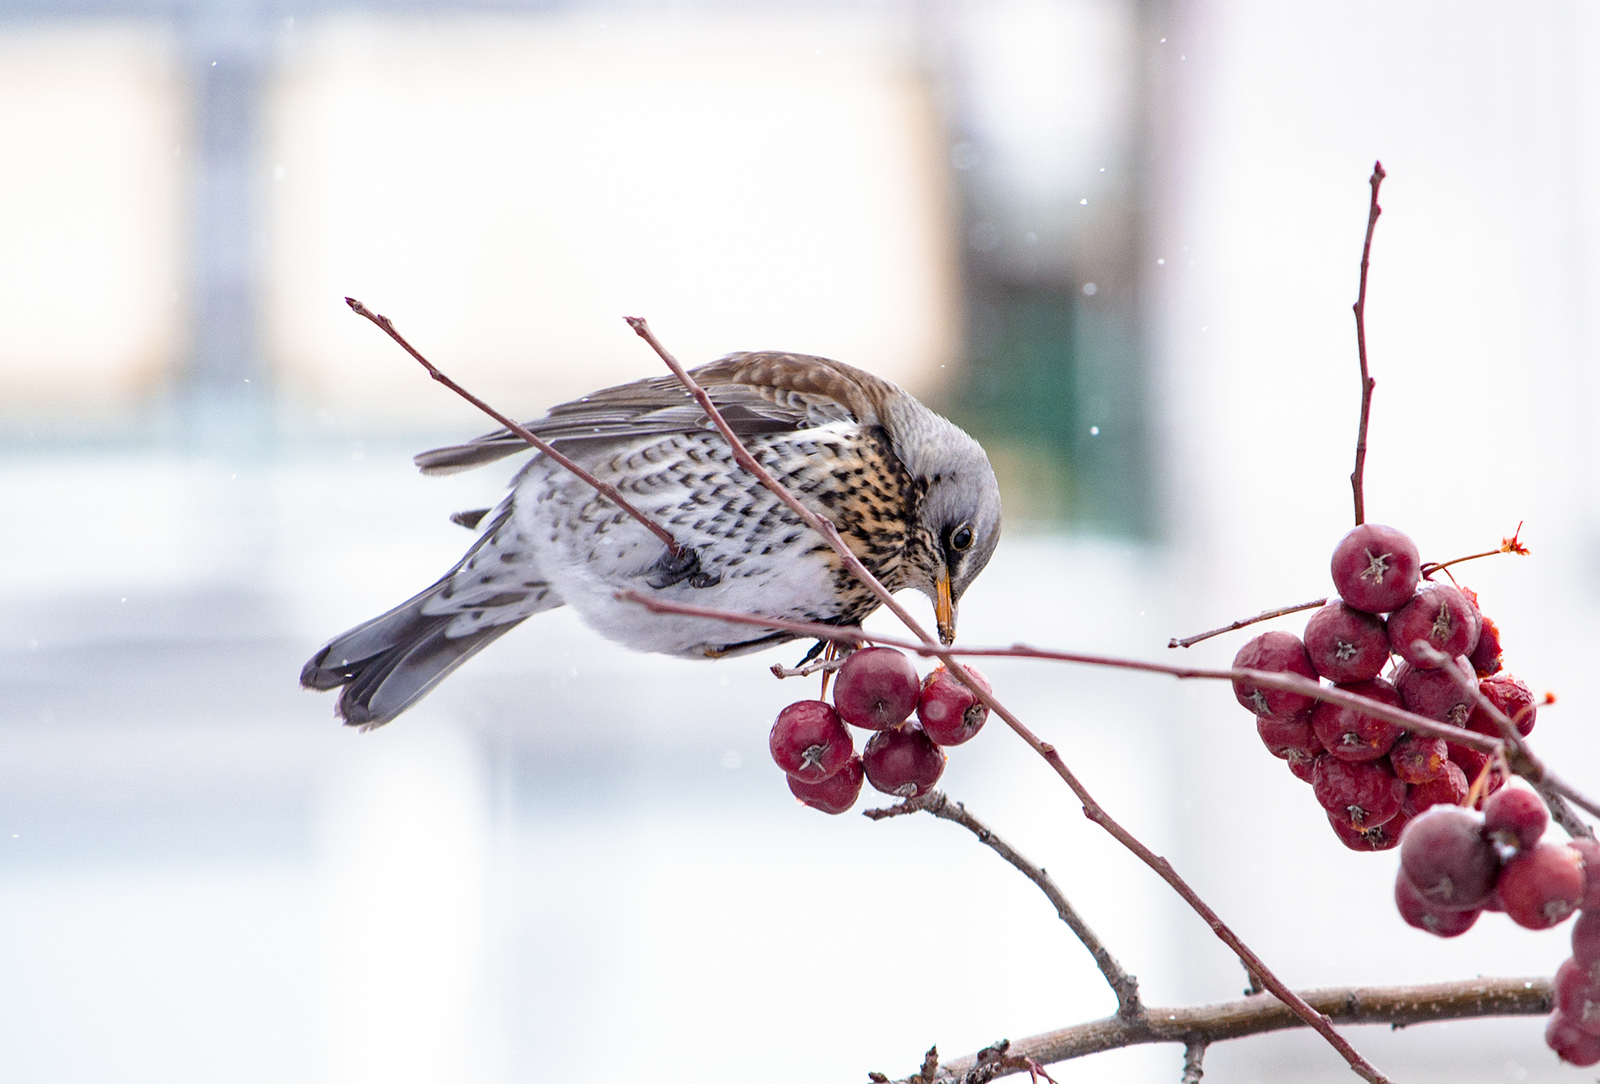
left=300, top=507, right=556, bottom=728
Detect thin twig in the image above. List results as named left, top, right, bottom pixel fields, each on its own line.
left=769, top=656, right=844, bottom=680
left=347, top=298, right=685, bottom=556
left=617, top=591, right=1503, bottom=754
left=1350, top=160, right=1386, bottom=526
left=867, top=791, right=1143, bottom=1021
left=914, top=977, right=1551, bottom=1082
left=1169, top=598, right=1328, bottom=649
left=1419, top=523, right=1531, bottom=579
left=1181, top=1041, right=1207, bottom=1084
left=628, top=321, right=1393, bottom=1083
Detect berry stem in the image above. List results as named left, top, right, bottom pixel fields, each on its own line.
left=345, top=298, right=686, bottom=557
left=1350, top=161, right=1386, bottom=527
left=1168, top=597, right=1328, bottom=649
left=867, top=790, right=1144, bottom=1021
left=1419, top=525, right=1532, bottom=579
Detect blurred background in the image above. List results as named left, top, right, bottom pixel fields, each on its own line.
left=3, top=1, right=1599, bottom=1081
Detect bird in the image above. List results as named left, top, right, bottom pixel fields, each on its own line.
left=300, top=350, right=1002, bottom=728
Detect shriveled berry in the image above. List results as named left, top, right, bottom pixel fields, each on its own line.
left=1331, top=524, right=1421, bottom=614
left=916, top=665, right=991, bottom=746
left=1471, top=673, right=1537, bottom=737
left=1573, top=909, right=1600, bottom=972
left=1469, top=612, right=1503, bottom=676
left=1394, top=656, right=1477, bottom=727
left=1547, top=1011, right=1600, bottom=1066
left=1482, top=784, right=1549, bottom=852
left=1231, top=632, right=1319, bottom=721
left=1398, top=805, right=1500, bottom=911
left=787, top=754, right=864, bottom=814
left=1387, top=583, right=1481, bottom=669
left=769, top=700, right=853, bottom=782
left=1556, top=957, right=1600, bottom=1036
left=1257, top=713, right=1320, bottom=761
left=1328, top=807, right=1407, bottom=851
left=1498, top=841, right=1586, bottom=930
left=1313, top=756, right=1404, bottom=829
left=1303, top=601, right=1391, bottom=683
left=1570, top=839, right=1600, bottom=911
left=1312, top=678, right=1403, bottom=762
left=833, top=647, right=920, bottom=730
left=1394, top=872, right=1481, bottom=938
left=1390, top=734, right=1449, bottom=784
left=862, top=726, right=945, bottom=798
left=1407, top=760, right=1469, bottom=814
left=1288, top=748, right=1320, bottom=784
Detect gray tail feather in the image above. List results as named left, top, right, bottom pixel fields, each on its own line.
left=299, top=582, right=526, bottom=728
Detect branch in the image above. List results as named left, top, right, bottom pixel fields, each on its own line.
left=866, top=791, right=1143, bottom=1021
left=911, top=977, right=1551, bottom=1082
left=346, top=298, right=685, bottom=556
left=1169, top=598, right=1327, bottom=649
left=626, top=321, right=1392, bottom=1082
left=1181, top=1042, right=1206, bottom=1084
left=1350, top=160, right=1386, bottom=526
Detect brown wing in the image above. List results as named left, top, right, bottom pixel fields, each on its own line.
left=413, top=351, right=900, bottom=475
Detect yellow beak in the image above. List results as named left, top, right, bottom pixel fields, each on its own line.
left=935, top=566, right=956, bottom=645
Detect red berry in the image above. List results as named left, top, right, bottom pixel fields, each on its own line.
left=1330, top=524, right=1421, bottom=614
left=862, top=726, right=945, bottom=797
left=1573, top=909, right=1600, bottom=971
left=1397, top=805, right=1499, bottom=911
left=1313, top=756, right=1404, bottom=829
left=1395, top=656, right=1477, bottom=726
left=1547, top=1011, right=1600, bottom=1066
left=1481, top=784, right=1549, bottom=852
left=787, top=755, right=864, bottom=814
left=1328, top=807, right=1407, bottom=851
left=1556, top=957, right=1600, bottom=1036
left=1469, top=612, right=1504, bottom=676
left=1288, top=749, right=1320, bottom=784
left=1571, top=839, right=1600, bottom=911
left=1303, top=601, right=1391, bottom=683
left=1407, top=760, right=1470, bottom=814
left=1257, top=713, right=1320, bottom=760
left=1394, top=872, right=1481, bottom=938
left=1498, top=841, right=1586, bottom=930
left=1389, top=734, right=1449, bottom=785
left=1387, top=583, right=1481, bottom=669
left=1231, top=632, right=1319, bottom=721
left=916, top=666, right=991, bottom=746
left=1312, top=678, right=1403, bottom=762
left=769, top=700, right=853, bottom=782
left=1471, top=673, right=1537, bottom=737
left=833, top=647, right=920, bottom=730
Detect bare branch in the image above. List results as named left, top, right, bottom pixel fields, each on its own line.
left=866, top=791, right=1143, bottom=1020
left=1181, top=1041, right=1207, bottom=1084
left=347, top=298, right=685, bottom=556
left=1169, top=598, right=1327, bottom=649
left=1350, top=160, right=1386, bottom=526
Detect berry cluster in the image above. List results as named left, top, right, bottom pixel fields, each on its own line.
left=769, top=647, right=991, bottom=815
left=1230, top=523, right=1537, bottom=852
left=1395, top=788, right=1600, bottom=1065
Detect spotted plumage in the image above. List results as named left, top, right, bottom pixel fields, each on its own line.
left=301, top=351, right=1001, bottom=728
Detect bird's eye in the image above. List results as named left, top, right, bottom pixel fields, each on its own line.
left=949, top=524, right=974, bottom=551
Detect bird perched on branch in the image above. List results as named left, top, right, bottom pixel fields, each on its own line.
left=301, top=351, right=1002, bottom=728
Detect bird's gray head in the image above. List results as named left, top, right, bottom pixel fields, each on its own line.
left=882, top=395, right=1002, bottom=645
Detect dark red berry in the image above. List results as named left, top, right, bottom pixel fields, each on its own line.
left=1312, top=678, right=1403, bottom=762
left=916, top=666, right=991, bottom=746
left=787, top=755, right=864, bottom=814
left=1288, top=749, right=1320, bottom=784
left=1407, top=760, right=1469, bottom=814
left=1471, top=673, right=1537, bottom=737
left=1390, top=734, right=1449, bottom=785
left=769, top=700, right=853, bottom=782
left=1469, top=611, right=1503, bottom=676
left=1498, top=841, right=1586, bottom=930
left=1257, top=713, right=1320, bottom=760
left=1548, top=1011, right=1600, bottom=1065
left=862, top=726, right=945, bottom=797
left=1303, top=600, right=1391, bottom=683
left=1573, top=909, right=1600, bottom=971
left=1231, top=632, right=1319, bottom=721
left=1394, top=656, right=1477, bottom=727
left=1556, top=957, right=1600, bottom=1036
left=1328, top=808, right=1407, bottom=851
left=1481, top=784, right=1549, bottom=852
left=1313, top=756, right=1404, bottom=829
left=1571, top=839, right=1600, bottom=912
left=1394, top=872, right=1481, bottom=938
left=1387, top=583, right=1481, bottom=669
left=1331, top=524, right=1421, bottom=614
left=1397, top=805, right=1499, bottom=911
left=833, top=647, right=920, bottom=730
